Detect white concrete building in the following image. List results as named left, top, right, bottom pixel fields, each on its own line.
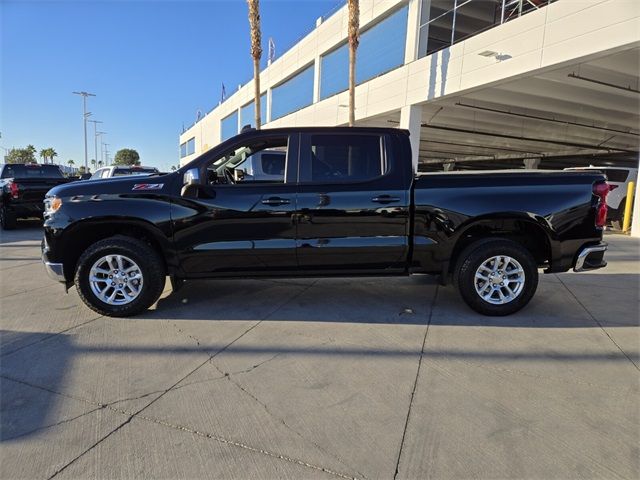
left=180, top=0, right=639, bottom=229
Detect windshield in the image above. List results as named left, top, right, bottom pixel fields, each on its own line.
left=1, top=164, right=64, bottom=179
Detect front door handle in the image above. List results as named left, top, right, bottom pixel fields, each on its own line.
left=371, top=195, right=400, bottom=204
left=261, top=196, right=290, bottom=206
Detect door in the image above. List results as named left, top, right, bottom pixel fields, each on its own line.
left=295, top=132, right=410, bottom=273
left=173, top=133, right=299, bottom=276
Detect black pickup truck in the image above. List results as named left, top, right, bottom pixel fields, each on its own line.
left=42, top=127, right=609, bottom=317
left=1, top=163, right=71, bottom=229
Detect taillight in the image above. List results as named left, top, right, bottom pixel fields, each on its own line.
left=8, top=182, right=19, bottom=199
left=593, top=181, right=610, bottom=228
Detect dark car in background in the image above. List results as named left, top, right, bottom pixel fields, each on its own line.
left=0, top=163, right=71, bottom=230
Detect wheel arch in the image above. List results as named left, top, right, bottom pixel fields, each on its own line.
left=448, top=215, right=554, bottom=275
left=58, top=218, right=177, bottom=282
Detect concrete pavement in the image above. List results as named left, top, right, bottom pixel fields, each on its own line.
left=1, top=223, right=638, bottom=479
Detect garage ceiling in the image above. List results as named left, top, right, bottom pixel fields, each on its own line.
left=374, top=46, right=640, bottom=168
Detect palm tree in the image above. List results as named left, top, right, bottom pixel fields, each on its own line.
left=98, top=160, right=104, bottom=168
left=91, top=159, right=97, bottom=170
left=67, top=159, right=75, bottom=168
left=247, top=0, right=262, bottom=129
left=40, top=148, right=48, bottom=164
left=26, top=145, right=37, bottom=163
left=49, top=148, right=58, bottom=165
left=348, top=0, right=360, bottom=127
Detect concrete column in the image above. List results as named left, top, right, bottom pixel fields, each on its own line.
left=399, top=105, right=422, bottom=173
left=313, top=56, right=321, bottom=103
left=631, top=166, right=640, bottom=237
left=523, top=157, right=541, bottom=169
left=404, top=0, right=422, bottom=64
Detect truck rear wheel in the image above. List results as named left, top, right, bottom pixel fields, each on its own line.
left=74, top=236, right=166, bottom=317
left=454, top=238, right=538, bottom=316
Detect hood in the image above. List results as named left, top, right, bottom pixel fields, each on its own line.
left=47, top=173, right=176, bottom=197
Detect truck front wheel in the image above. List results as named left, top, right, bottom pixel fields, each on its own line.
left=74, top=236, right=166, bottom=317
left=454, top=238, right=538, bottom=316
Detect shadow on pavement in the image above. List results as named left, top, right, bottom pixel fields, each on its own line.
left=0, top=331, right=72, bottom=442
left=121, top=271, right=640, bottom=328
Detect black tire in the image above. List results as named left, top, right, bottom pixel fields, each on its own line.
left=0, top=206, right=17, bottom=230
left=454, top=238, right=538, bottom=316
left=74, top=235, right=166, bottom=317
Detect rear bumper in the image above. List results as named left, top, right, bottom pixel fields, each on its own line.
left=6, top=200, right=45, bottom=216
left=573, top=242, right=607, bottom=272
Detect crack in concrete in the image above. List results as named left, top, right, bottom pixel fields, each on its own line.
left=211, top=360, right=368, bottom=480
left=165, top=279, right=367, bottom=478
left=3, top=374, right=357, bottom=480
left=393, top=285, right=439, bottom=480
left=556, top=275, right=639, bottom=372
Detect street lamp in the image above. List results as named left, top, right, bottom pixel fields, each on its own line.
left=102, top=143, right=110, bottom=166
left=87, top=119, right=103, bottom=167
left=96, top=132, right=106, bottom=166
left=72, top=91, right=96, bottom=169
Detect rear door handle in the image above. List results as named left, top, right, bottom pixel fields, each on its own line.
left=371, top=195, right=400, bottom=204
left=261, top=197, right=290, bottom=206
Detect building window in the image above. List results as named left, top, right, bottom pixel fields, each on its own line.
left=180, top=142, right=187, bottom=158
left=240, top=93, right=267, bottom=128
left=221, top=111, right=239, bottom=141
left=186, top=137, right=195, bottom=155
left=417, top=0, right=556, bottom=58
left=271, top=64, right=314, bottom=121
left=320, top=6, right=409, bottom=100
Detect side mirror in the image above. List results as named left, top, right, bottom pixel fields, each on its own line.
left=183, top=167, right=200, bottom=185
left=181, top=168, right=201, bottom=198
left=233, top=169, right=245, bottom=182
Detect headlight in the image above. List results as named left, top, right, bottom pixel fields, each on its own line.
left=45, top=196, right=63, bottom=215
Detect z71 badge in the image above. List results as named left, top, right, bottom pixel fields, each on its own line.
left=132, top=183, right=164, bottom=191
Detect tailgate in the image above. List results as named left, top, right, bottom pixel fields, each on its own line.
left=15, top=178, right=69, bottom=202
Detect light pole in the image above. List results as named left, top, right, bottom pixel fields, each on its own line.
left=72, top=91, right=96, bottom=169
left=103, top=143, right=110, bottom=166
left=96, top=132, right=106, bottom=166
left=87, top=119, right=103, bottom=166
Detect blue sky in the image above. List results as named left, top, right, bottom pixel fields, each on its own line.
left=1, top=0, right=342, bottom=171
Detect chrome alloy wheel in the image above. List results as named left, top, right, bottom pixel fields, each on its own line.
left=474, top=255, right=525, bottom=305
left=89, top=255, right=144, bottom=305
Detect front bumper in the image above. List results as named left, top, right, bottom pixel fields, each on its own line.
left=573, top=242, right=607, bottom=272
left=41, top=238, right=65, bottom=283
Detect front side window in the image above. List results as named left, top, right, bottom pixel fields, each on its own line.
left=205, top=136, right=289, bottom=185
left=306, top=134, right=384, bottom=183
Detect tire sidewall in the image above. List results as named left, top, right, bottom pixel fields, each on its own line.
left=456, top=239, right=538, bottom=316
left=75, top=239, right=164, bottom=317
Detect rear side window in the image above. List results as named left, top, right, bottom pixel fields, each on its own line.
left=605, top=169, right=629, bottom=182
left=1, top=164, right=64, bottom=179
left=306, top=134, right=384, bottom=183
